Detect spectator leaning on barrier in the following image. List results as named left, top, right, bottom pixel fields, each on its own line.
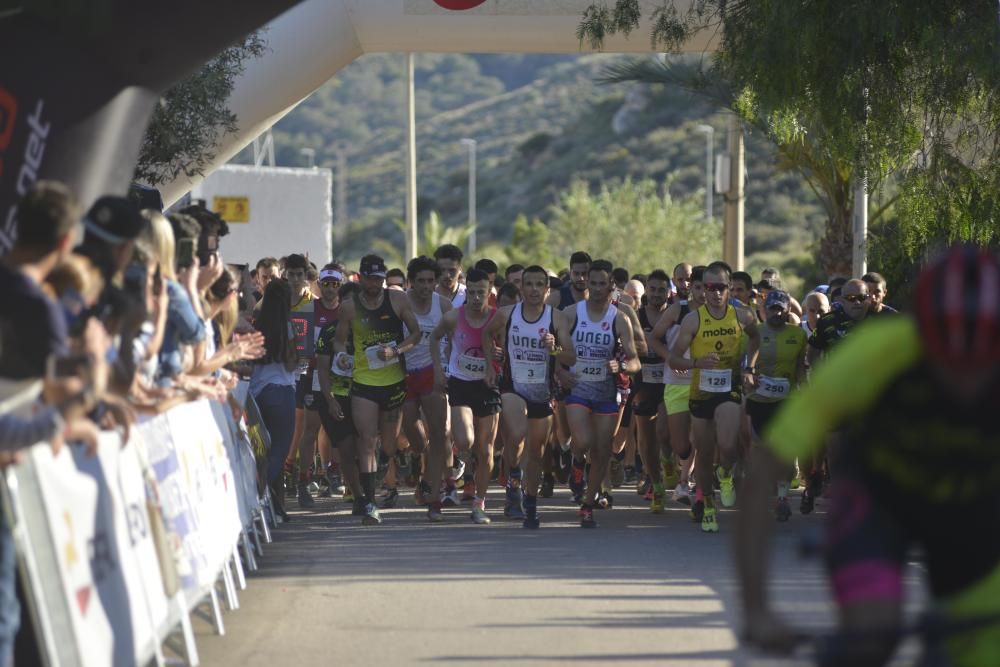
left=161, top=213, right=207, bottom=384
left=0, top=181, right=111, bottom=667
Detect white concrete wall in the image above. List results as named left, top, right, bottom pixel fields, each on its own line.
left=161, top=0, right=706, bottom=204
left=191, top=165, right=332, bottom=266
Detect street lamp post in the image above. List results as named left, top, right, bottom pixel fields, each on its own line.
left=460, top=138, right=477, bottom=255
left=695, top=124, right=714, bottom=223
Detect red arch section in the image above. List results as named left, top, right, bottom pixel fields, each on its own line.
left=433, top=0, right=488, bottom=9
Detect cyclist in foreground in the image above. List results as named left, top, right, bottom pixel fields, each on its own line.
left=734, top=245, right=1000, bottom=667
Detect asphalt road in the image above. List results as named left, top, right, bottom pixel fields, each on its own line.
left=195, top=483, right=925, bottom=666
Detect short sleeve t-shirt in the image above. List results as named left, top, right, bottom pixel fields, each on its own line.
left=0, top=262, right=68, bottom=379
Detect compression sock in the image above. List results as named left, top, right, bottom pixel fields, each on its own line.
left=361, top=472, right=377, bottom=506
left=523, top=494, right=537, bottom=518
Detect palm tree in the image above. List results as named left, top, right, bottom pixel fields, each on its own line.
left=374, top=211, right=475, bottom=268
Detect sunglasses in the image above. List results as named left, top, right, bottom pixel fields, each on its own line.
left=843, top=294, right=869, bottom=304
left=703, top=282, right=729, bottom=294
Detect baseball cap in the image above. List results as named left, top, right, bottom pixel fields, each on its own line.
left=765, top=289, right=791, bottom=310
left=359, top=255, right=387, bottom=278
left=319, top=268, right=344, bottom=283
left=82, top=196, right=144, bottom=245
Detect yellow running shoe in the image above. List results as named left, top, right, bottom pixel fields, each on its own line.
left=650, top=491, right=665, bottom=514
left=701, top=505, right=719, bottom=533
left=718, top=467, right=736, bottom=508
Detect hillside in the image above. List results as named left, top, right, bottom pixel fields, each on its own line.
left=234, top=53, right=827, bottom=284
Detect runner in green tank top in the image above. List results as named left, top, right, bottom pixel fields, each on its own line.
left=333, top=255, right=422, bottom=526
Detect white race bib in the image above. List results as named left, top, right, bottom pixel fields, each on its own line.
left=512, top=359, right=547, bottom=384
left=311, top=370, right=321, bottom=391
left=698, top=368, right=732, bottom=393
left=640, top=363, right=665, bottom=384
left=756, top=375, right=790, bottom=399
left=576, top=359, right=608, bottom=382
left=459, top=353, right=487, bottom=379
left=365, top=344, right=399, bottom=370
left=331, top=353, right=353, bottom=377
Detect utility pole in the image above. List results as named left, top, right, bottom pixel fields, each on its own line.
left=405, top=52, right=418, bottom=261
left=695, top=124, right=713, bottom=223
left=460, top=138, right=477, bottom=255
left=332, top=142, right=348, bottom=245
left=723, top=114, right=745, bottom=270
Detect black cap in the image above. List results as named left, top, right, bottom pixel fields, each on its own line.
left=82, top=196, right=144, bottom=245
left=359, top=255, right=387, bottom=278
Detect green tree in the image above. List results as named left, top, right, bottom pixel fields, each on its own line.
left=547, top=177, right=718, bottom=273
left=580, top=1, right=1000, bottom=268
left=134, top=32, right=266, bottom=186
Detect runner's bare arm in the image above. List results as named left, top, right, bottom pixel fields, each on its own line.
left=481, top=305, right=510, bottom=365
left=618, top=303, right=648, bottom=356
left=616, top=313, right=641, bottom=374
left=648, top=304, right=677, bottom=361
left=429, top=310, right=458, bottom=381
left=391, top=290, right=423, bottom=354
left=668, top=311, right=700, bottom=371
left=544, top=290, right=560, bottom=308
left=552, top=309, right=577, bottom=366
left=742, top=311, right=761, bottom=370
left=332, top=298, right=355, bottom=358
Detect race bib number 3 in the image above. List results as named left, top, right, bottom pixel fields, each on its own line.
left=698, top=368, right=732, bottom=393
left=512, top=360, right=546, bottom=384
left=576, top=359, right=608, bottom=382
left=365, top=344, right=399, bottom=370
left=641, top=363, right=665, bottom=384
left=459, top=353, right=487, bottom=379
left=756, top=375, right=790, bottom=399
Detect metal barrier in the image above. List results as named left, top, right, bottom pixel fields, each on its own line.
left=2, top=382, right=273, bottom=666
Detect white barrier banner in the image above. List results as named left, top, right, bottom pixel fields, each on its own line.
left=30, top=432, right=168, bottom=666
left=165, top=401, right=242, bottom=588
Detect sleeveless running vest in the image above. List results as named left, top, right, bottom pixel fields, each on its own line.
left=689, top=304, right=743, bottom=401
left=403, top=291, right=442, bottom=372
left=638, top=305, right=666, bottom=385
left=351, top=290, right=406, bottom=387
left=503, top=303, right=555, bottom=403
left=664, top=301, right=692, bottom=386
left=568, top=300, right=619, bottom=402
left=557, top=283, right=580, bottom=311
left=750, top=322, right=807, bottom=404
left=447, top=305, right=496, bottom=381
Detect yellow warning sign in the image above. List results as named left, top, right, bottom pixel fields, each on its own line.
left=213, top=196, right=250, bottom=223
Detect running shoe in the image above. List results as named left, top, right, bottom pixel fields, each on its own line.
left=556, top=448, right=572, bottom=484
left=701, top=505, right=719, bottom=533
left=471, top=507, right=491, bottom=525
left=624, top=465, right=637, bottom=485
left=461, top=478, right=477, bottom=503
left=451, top=459, right=466, bottom=481
left=662, top=458, right=679, bottom=490
left=775, top=497, right=792, bottom=522
left=596, top=489, right=613, bottom=510
left=362, top=503, right=382, bottom=526
left=522, top=515, right=540, bottom=530
left=673, top=483, right=691, bottom=506
left=442, top=488, right=459, bottom=507
left=690, top=499, right=705, bottom=523
left=609, top=459, right=625, bottom=488
left=297, top=482, right=315, bottom=508
left=643, top=485, right=654, bottom=501
left=381, top=487, right=398, bottom=509
left=351, top=498, right=366, bottom=516
left=718, top=466, right=737, bottom=508
left=414, top=481, right=433, bottom=507
left=344, top=488, right=354, bottom=503
left=650, top=491, right=665, bottom=514
left=579, top=504, right=597, bottom=528
left=523, top=497, right=539, bottom=529
left=540, top=474, right=555, bottom=498
left=427, top=502, right=444, bottom=523
left=637, top=477, right=652, bottom=497
left=800, top=488, right=815, bottom=515
left=569, top=464, right=586, bottom=503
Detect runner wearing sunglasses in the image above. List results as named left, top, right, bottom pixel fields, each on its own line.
left=669, top=264, right=760, bottom=532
